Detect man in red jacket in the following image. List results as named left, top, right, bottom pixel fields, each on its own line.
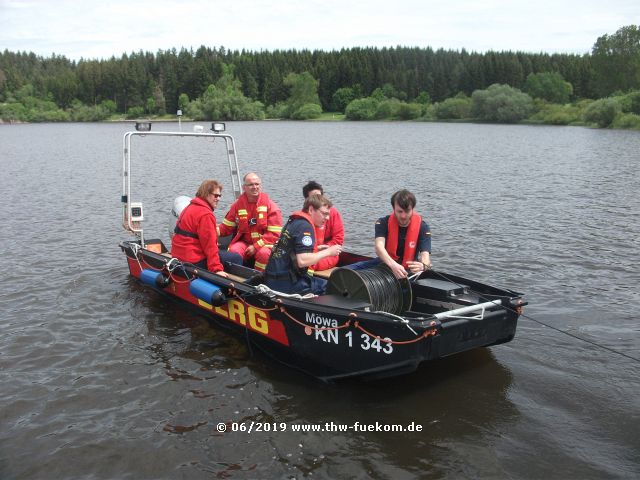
left=171, top=179, right=242, bottom=275
left=219, top=172, right=282, bottom=272
left=302, top=181, right=345, bottom=271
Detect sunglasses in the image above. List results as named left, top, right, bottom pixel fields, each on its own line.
left=211, top=193, right=222, bottom=198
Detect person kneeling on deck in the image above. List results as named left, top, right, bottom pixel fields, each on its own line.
left=218, top=172, right=283, bottom=272
left=265, top=195, right=342, bottom=295
left=302, top=180, right=345, bottom=271
left=171, top=180, right=243, bottom=277
left=346, top=189, right=432, bottom=279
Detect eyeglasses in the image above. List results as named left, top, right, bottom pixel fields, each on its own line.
left=318, top=209, right=331, bottom=217
left=211, top=193, right=222, bottom=198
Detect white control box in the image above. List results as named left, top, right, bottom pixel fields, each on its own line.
left=129, top=202, right=144, bottom=222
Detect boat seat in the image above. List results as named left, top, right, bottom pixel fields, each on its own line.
left=225, top=272, right=248, bottom=283
left=314, top=267, right=337, bottom=279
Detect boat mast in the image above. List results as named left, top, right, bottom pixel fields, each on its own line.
left=121, top=122, right=242, bottom=246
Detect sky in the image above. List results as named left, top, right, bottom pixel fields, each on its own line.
left=1, top=0, right=638, bottom=61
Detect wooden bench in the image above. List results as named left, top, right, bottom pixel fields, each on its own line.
left=314, top=267, right=337, bottom=279
left=225, top=272, right=249, bottom=283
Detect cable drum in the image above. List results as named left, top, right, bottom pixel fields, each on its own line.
left=326, top=264, right=412, bottom=315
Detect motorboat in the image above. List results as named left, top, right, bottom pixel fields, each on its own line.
left=119, top=122, right=525, bottom=380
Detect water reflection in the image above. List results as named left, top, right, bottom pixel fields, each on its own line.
left=130, top=279, right=250, bottom=373
left=132, top=278, right=516, bottom=478
left=260, top=349, right=515, bottom=478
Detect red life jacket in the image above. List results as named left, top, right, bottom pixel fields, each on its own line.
left=290, top=210, right=318, bottom=276
left=385, top=213, right=422, bottom=268
left=236, top=192, right=270, bottom=233
left=290, top=211, right=318, bottom=252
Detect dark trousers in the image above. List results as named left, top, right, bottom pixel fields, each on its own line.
left=265, top=275, right=327, bottom=295
left=342, top=258, right=381, bottom=271
left=219, top=250, right=243, bottom=266
left=194, top=250, right=243, bottom=271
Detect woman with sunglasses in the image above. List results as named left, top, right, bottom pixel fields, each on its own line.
left=171, top=179, right=242, bottom=276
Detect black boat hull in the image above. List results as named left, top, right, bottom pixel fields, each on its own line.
left=121, top=241, right=522, bottom=380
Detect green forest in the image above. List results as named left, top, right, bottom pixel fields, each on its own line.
left=2, top=25, right=640, bottom=129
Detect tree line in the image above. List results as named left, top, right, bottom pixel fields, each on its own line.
left=1, top=25, right=639, bottom=128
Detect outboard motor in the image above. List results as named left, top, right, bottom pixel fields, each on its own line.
left=169, top=195, right=192, bottom=239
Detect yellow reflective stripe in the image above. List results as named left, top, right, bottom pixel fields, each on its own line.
left=256, top=239, right=265, bottom=248
left=222, top=218, right=236, bottom=227
left=307, top=268, right=315, bottom=277
left=197, top=299, right=213, bottom=310
left=254, top=261, right=267, bottom=270
left=251, top=232, right=261, bottom=239
left=238, top=209, right=248, bottom=216
left=258, top=213, right=265, bottom=219
left=256, top=206, right=268, bottom=212
left=267, top=225, right=282, bottom=233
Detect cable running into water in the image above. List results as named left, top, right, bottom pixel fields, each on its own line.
left=429, top=270, right=640, bottom=364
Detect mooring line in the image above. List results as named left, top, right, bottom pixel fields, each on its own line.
left=429, top=270, right=640, bottom=364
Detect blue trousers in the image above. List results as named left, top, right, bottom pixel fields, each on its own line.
left=266, top=276, right=327, bottom=295
left=194, top=250, right=243, bottom=270
left=342, top=258, right=381, bottom=271
left=219, top=250, right=243, bottom=266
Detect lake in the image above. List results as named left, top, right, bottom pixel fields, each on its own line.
left=1, top=121, right=639, bottom=479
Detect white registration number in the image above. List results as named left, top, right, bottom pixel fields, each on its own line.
left=312, top=328, right=393, bottom=354
left=348, top=331, right=394, bottom=354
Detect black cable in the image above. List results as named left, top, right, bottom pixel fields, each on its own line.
left=429, top=269, right=640, bottom=364
left=244, top=322, right=254, bottom=358
left=356, top=266, right=405, bottom=314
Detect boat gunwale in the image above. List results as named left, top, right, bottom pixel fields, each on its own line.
left=119, top=240, right=524, bottom=328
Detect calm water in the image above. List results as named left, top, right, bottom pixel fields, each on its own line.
left=1, top=121, right=639, bottom=479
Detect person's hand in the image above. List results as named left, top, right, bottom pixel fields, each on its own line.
left=327, top=244, right=342, bottom=257
left=317, top=244, right=328, bottom=250
left=215, top=270, right=229, bottom=278
left=407, top=260, right=429, bottom=274
left=245, top=245, right=256, bottom=257
left=406, top=261, right=420, bottom=273
left=390, top=262, right=408, bottom=279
